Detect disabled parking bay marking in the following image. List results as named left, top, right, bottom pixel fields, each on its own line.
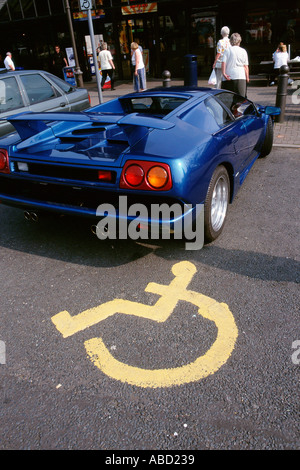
left=51, top=261, right=238, bottom=388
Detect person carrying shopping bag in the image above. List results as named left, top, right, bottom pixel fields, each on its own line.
left=99, top=42, right=115, bottom=91
left=212, top=26, right=230, bottom=88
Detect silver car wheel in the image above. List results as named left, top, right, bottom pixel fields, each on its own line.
left=204, top=165, right=230, bottom=243
left=211, top=175, right=229, bottom=232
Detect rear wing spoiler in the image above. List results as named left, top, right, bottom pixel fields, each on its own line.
left=2, top=111, right=175, bottom=148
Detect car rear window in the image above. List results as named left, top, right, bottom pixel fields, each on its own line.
left=19, top=73, right=59, bottom=104
left=121, top=96, right=187, bottom=116
left=0, top=76, right=24, bottom=112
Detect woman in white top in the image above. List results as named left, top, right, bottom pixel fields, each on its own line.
left=212, top=26, right=230, bottom=89
left=99, top=43, right=115, bottom=91
left=131, top=42, right=146, bottom=92
left=270, top=44, right=288, bottom=85
left=221, top=33, right=249, bottom=97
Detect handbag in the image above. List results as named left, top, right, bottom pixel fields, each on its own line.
left=208, top=69, right=217, bottom=86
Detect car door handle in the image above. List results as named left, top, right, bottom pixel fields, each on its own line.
left=60, top=103, right=66, bottom=107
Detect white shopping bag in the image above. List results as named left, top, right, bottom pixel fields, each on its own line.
left=208, top=69, right=217, bottom=86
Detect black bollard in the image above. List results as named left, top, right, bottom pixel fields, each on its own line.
left=162, top=70, right=171, bottom=87
left=184, top=54, right=198, bottom=86
left=275, top=64, right=289, bottom=123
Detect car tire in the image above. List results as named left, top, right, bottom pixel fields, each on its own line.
left=204, top=165, right=230, bottom=243
left=259, top=117, right=273, bottom=158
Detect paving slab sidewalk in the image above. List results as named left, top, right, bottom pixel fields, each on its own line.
left=84, top=76, right=300, bottom=148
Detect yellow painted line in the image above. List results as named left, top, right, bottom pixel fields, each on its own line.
left=51, top=261, right=238, bottom=388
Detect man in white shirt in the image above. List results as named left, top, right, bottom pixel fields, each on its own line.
left=99, top=43, right=115, bottom=91
left=4, top=52, right=15, bottom=71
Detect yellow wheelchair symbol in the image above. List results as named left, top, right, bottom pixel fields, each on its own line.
left=51, top=261, right=238, bottom=388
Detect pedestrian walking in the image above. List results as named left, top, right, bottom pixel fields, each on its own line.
left=99, top=42, right=115, bottom=91
left=212, top=26, right=230, bottom=88
left=221, top=33, right=249, bottom=97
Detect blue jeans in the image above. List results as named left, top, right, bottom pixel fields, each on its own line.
left=133, top=67, right=146, bottom=92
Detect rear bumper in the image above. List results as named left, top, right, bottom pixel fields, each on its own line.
left=0, top=178, right=204, bottom=248
left=0, top=190, right=197, bottom=223
left=0, top=188, right=203, bottom=239
left=0, top=192, right=97, bottom=217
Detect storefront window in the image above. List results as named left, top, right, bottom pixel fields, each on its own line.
left=245, top=11, right=274, bottom=44
left=191, top=15, right=216, bottom=49
left=119, top=20, right=130, bottom=55
left=104, top=23, right=115, bottom=56
left=160, top=13, right=186, bottom=52
left=190, top=14, right=216, bottom=69
left=118, top=15, right=155, bottom=78
left=245, top=9, right=300, bottom=47
left=244, top=7, right=300, bottom=63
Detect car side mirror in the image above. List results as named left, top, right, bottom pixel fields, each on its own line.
left=263, top=106, right=281, bottom=116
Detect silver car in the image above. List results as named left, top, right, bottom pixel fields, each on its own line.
left=0, top=69, right=90, bottom=137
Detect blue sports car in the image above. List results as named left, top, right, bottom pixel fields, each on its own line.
left=0, top=87, right=280, bottom=246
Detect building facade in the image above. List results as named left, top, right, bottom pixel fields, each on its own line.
left=0, top=0, right=299, bottom=81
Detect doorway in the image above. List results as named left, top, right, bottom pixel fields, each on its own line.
left=118, top=16, right=157, bottom=79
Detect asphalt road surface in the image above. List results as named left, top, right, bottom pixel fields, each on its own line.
left=0, top=147, right=299, bottom=452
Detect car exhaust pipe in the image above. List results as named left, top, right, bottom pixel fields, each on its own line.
left=30, top=212, right=39, bottom=222
left=24, top=211, right=39, bottom=222
left=24, top=211, right=31, bottom=221
left=91, top=224, right=110, bottom=238
left=91, top=224, right=97, bottom=235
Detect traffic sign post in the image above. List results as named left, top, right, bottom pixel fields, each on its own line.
left=64, top=0, right=84, bottom=87
left=80, top=0, right=103, bottom=103
left=79, top=0, right=92, bottom=10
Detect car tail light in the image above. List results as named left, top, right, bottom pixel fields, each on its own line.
left=147, top=166, right=168, bottom=189
left=0, top=149, right=10, bottom=174
left=88, top=94, right=91, bottom=105
left=98, top=170, right=114, bottom=183
left=124, top=164, right=144, bottom=186
left=120, top=160, right=172, bottom=191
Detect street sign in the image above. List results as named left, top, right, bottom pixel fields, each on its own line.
left=79, top=0, right=92, bottom=10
